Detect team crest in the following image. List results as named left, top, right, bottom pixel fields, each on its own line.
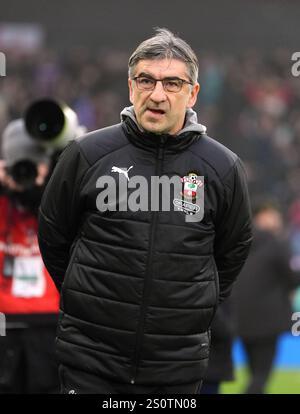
left=173, top=172, right=204, bottom=216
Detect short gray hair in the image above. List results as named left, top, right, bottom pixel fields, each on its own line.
left=128, top=28, right=199, bottom=84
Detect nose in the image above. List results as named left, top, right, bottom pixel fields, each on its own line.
left=149, top=80, right=167, bottom=102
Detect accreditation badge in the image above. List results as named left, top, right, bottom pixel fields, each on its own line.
left=11, top=256, right=46, bottom=298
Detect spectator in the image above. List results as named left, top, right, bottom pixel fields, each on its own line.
left=233, top=201, right=300, bottom=394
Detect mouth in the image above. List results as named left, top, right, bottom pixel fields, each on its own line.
left=146, top=108, right=166, bottom=116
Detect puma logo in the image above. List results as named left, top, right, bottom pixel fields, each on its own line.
left=111, top=166, right=133, bottom=181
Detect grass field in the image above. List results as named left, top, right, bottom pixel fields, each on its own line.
left=221, top=367, right=300, bottom=394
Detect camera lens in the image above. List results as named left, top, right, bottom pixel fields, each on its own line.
left=25, top=99, right=65, bottom=142
left=10, top=161, right=38, bottom=189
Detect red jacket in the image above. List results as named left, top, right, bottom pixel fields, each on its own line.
left=0, top=195, right=59, bottom=315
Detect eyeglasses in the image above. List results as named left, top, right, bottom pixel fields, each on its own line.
left=133, top=75, right=193, bottom=93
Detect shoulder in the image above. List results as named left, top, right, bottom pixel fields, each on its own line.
left=190, top=134, right=240, bottom=179
left=74, top=123, right=129, bottom=165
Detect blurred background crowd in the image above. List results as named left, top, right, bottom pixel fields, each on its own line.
left=2, top=47, right=300, bottom=209
left=0, top=0, right=300, bottom=395
left=1, top=47, right=300, bottom=209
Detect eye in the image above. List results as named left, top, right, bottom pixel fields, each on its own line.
left=138, top=77, right=155, bottom=88
left=166, top=80, right=179, bottom=87
left=163, top=79, right=182, bottom=92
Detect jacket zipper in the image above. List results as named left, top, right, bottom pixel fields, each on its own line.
left=131, top=139, right=165, bottom=384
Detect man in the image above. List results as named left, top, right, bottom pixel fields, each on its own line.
left=38, top=28, right=252, bottom=394
left=0, top=119, right=59, bottom=393
left=233, top=201, right=299, bottom=394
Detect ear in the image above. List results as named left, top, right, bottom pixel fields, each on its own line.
left=187, top=82, right=200, bottom=108
left=128, top=78, right=134, bottom=104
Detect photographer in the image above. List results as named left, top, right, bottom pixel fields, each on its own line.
left=0, top=119, right=59, bottom=394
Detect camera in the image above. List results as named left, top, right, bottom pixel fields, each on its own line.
left=9, top=160, right=38, bottom=189
left=2, top=118, right=51, bottom=189
left=24, top=99, right=86, bottom=149
left=1, top=99, right=86, bottom=188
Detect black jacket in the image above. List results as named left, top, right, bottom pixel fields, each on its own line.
left=234, top=227, right=298, bottom=339
left=38, top=108, right=252, bottom=386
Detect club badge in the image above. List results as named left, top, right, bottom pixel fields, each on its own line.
left=173, top=172, right=204, bottom=216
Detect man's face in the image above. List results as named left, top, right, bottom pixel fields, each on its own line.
left=128, top=58, right=200, bottom=135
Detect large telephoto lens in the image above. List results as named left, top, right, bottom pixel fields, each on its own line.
left=25, top=99, right=65, bottom=143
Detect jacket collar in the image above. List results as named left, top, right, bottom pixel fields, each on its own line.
left=120, top=106, right=207, bottom=153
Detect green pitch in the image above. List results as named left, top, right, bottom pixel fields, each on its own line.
left=221, top=368, right=300, bottom=394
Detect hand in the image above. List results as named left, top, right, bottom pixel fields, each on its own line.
left=0, top=159, right=23, bottom=191
left=0, top=160, right=50, bottom=191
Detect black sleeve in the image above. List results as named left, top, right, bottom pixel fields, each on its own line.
left=38, top=140, right=90, bottom=291
left=214, top=158, right=253, bottom=303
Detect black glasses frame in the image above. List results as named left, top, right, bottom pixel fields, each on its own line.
left=132, top=75, right=193, bottom=92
